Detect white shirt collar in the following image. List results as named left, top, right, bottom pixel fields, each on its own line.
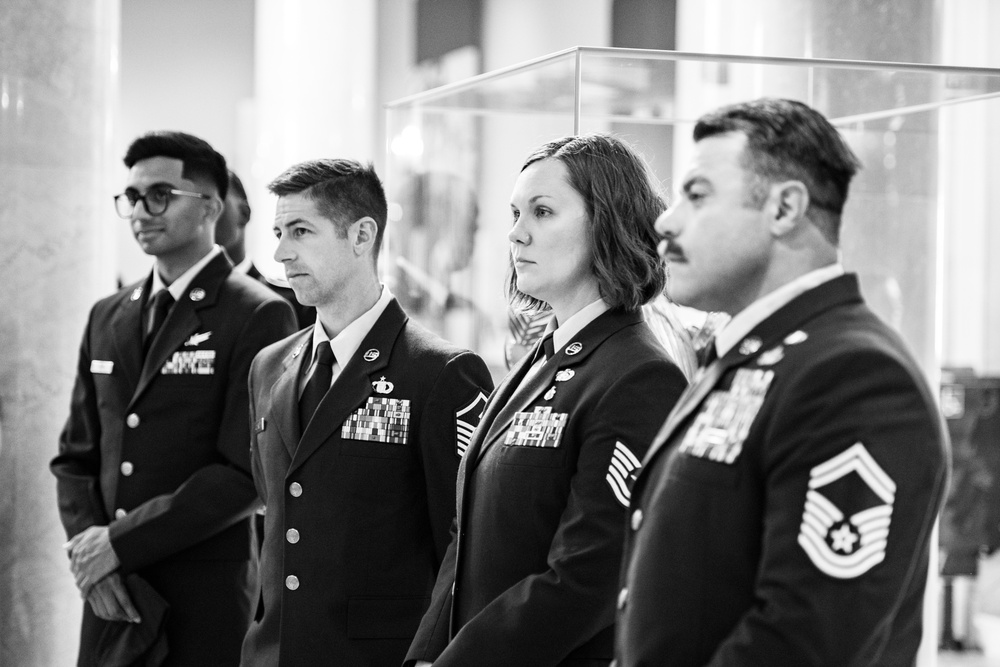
left=548, top=298, right=611, bottom=353
left=715, top=263, right=844, bottom=357
left=309, top=286, right=394, bottom=370
left=150, top=245, right=223, bottom=302
left=233, top=256, right=253, bottom=274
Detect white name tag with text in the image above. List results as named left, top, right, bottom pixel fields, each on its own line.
left=90, top=360, right=114, bottom=375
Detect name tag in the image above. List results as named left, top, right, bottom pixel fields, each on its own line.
left=504, top=406, right=568, bottom=448
left=342, top=396, right=411, bottom=444
left=90, top=360, right=114, bottom=375
left=161, top=350, right=216, bottom=375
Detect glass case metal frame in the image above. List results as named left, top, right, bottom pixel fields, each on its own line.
left=385, top=46, right=1000, bottom=382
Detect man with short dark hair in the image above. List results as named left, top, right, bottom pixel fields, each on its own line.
left=615, top=99, right=950, bottom=666
left=216, top=169, right=314, bottom=328
left=240, top=158, right=493, bottom=666
left=52, top=131, right=297, bottom=666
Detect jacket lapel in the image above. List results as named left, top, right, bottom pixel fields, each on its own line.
left=288, top=299, right=407, bottom=474
left=110, top=280, right=148, bottom=394
left=639, top=359, right=729, bottom=470
left=637, top=273, right=865, bottom=474
left=269, top=331, right=312, bottom=457
left=131, top=254, right=231, bottom=407
left=471, top=308, right=643, bottom=468
left=472, top=356, right=560, bottom=467
left=456, top=344, right=529, bottom=465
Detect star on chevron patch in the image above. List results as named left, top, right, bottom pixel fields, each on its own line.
left=797, top=442, right=896, bottom=579
left=455, top=391, right=489, bottom=457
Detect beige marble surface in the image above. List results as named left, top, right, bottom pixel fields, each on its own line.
left=0, top=1, right=118, bottom=665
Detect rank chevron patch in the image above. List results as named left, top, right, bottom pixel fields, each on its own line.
left=606, top=441, right=642, bottom=507
left=456, top=391, right=489, bottom=457
left=797, top=442, right=896, bottom=579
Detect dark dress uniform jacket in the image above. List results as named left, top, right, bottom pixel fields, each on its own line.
left=615, top=274, right=950, bottom=667
left=240, top=298, right=493, bottom=667
left=406, top=308, right=688, bottom=666
left=52, top=252, right=298, bottom=667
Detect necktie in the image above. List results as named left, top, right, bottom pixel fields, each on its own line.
left=299, top=342, right=335, bottom=432
left=532, top=333, right=555, bottom=365
left=144, top=290, right=174, bottom=354
left=696, top=337, right=718, bottom=368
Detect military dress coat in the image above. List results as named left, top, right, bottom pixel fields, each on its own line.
left=52, top=252, right=298, bottom=667
left=406, top=308, right=688, bottom=667
left=240, top=298, right=493, bottom=667
left=615, top=274, right=950, bottom=667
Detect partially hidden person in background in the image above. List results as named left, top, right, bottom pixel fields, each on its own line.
left=615, top=98, right=950, bottom=666
left=240, top=158, right=494, bottom=666
left=405, top=133, right=688, bottom=666
left=216, top=168, right=315, bottom=329
left=504, top=291, right=700, bottom=382
left=52, top=130, right=297, bottom=666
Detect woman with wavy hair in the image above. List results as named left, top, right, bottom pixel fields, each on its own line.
left=406, top=133, right=689, bottom=667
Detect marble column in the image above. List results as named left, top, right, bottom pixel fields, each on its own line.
left=939, top=0, right=1000, bottom=374
left=248, top=0, right=379, bottom=279
left=469, top=0, right=613, bottom=359
left=0, top=1, right=119, bottom=665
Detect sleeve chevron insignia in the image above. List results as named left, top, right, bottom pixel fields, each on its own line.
left=456, top=391, right=489, bottom=458
left=797, top=442, right=896, bottom=579
left=606, top=441, right=642, bottom=507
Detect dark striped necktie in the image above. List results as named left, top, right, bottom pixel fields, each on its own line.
left=143, top=290, right=174, bottom=355
left=299, top=342, right=336, bottom=432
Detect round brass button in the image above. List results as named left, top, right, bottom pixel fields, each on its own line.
left=286, top=528, right=300, bottom=544
left=631, top=509, right=643, bottom=531
left=289, top=482, right=302, bottom=498
left=126, top=414, right=140, bottom=428
left=114, top=508, right=127, bottom=520
left=285, top=575, right=299, bottom=591
left=617, top=587, right=629, bottom=610
left=120, top=461, right=134, bottom=476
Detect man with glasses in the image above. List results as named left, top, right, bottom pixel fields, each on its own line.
left=52, top=131, right=297, bottom=666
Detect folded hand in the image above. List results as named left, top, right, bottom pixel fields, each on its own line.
left=64, top=525, right=120, bottom=594
left=86, top=573, right=141, bottom=623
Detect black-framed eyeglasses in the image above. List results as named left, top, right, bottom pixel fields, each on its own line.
left=113, top=186, right=211, bottom=218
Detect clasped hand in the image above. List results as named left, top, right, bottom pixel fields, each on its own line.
left=64, top=526, right=140, bottom=623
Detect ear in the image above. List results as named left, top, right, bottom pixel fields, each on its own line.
left=204, top=196, right=224, bottom=225
left=352, top=217, right=378, bottom=257
left=767, top=181, right=809, bottom=237
left=238, top=201, right=252, bottom=228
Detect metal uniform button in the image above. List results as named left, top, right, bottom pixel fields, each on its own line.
left=289, top=482, right=302, bottom=497
left=120, top=461, right=134, bottom=476
left=631, top=509, right=643, bottom=531
left=617, top=587, right=629, bottom=610
left=114, top=509, right=127, bottom=520
left=285, top=575, right=299, bottom=591
left=126, top=414, right=140, bottom=428
left=286, top=528, right=300, bottom=544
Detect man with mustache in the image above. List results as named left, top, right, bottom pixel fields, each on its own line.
left=615, top=99, right=949, bottom=666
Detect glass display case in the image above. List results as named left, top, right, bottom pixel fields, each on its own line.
left=384, top=46, right=1000, bottom=381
